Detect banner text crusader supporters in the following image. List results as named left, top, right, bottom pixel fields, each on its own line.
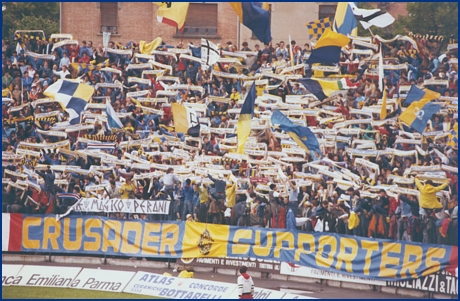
left=13, top=214, right=457, bottom=281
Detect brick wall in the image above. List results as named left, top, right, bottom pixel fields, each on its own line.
left=61, top=2, right=238, bottom=47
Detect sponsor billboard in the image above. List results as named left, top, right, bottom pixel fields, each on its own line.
left=280, top=262, right=386, bottom=286
left=123, top=271, right=238, bottom=299
left=9, top=265, right=82, bottom=287
left=180, top=257, right=281, bottom=273
left=386, top=270, right=458, bottom=295
left=69, top=268, right=136, bottom=292
left=2, top=264, right=23, bottom=286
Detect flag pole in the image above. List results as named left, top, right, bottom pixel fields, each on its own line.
left=289, top=35, right=295, bottom=67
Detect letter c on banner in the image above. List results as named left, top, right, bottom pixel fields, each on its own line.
left=315, top=235, right=337, bottom=269
left=22, top=216, right=42, bottom=249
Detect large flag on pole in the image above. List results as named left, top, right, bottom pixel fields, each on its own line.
left=106, top=100, right=123, bottom=130
left=230, top=2, right=272, bottom=44
left=349, top=2, right=395, bottom=30
left=333, top=2, right=358, bottom=36
left=237, top=82, right=256, bottom=154
left=171, top=103, right=200, bottom=136
left=43, top=79, right=94, bottom=124
left=404, top=85, right=441, bottom=106
left=298, top=77, right=359, bottom=101
left=154, top=2, right=190, bottom=32
left=305, top=28, right=350, bottom=65
left=271, top=110, right=322, bottom=155
left=399, top=99, right=442, bottom=134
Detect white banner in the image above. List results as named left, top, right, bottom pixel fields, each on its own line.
left=2, top=264, right=24, bottom=286
left=10, top=265, right=82, bottom=287
left=123, top=271, right=238, bottom=299
left=69, top=268, right=136, bottom=292
left=71, top=198, right=170, bottom=214
left=280, top=263, right=386, bottom=286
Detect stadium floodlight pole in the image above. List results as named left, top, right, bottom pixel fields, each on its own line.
left=59, top=3, right=62, bottom=33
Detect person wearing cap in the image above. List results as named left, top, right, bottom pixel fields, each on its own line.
left=186, top=213, right=194, bottom=222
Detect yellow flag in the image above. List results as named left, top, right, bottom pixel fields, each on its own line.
left=380, top=89, right=387, bottom=120
left=154, top=2, right=190, bottom=31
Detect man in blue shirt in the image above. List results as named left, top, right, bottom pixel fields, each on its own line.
left=181, top=178, right=195, bottom=221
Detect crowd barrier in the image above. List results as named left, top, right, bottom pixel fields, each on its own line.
left=2, top=264, right=313, bottom=299
left=2, top=213, right=458, bottom=283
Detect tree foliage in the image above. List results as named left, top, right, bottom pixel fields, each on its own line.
left=2, top=2, right=59, bottom=40
left=356, top=3, right=458, bottom=39
left=395, top=2, right=458, bottom=38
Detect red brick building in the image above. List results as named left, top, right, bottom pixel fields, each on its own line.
left=61, top=2, right=238, bottom=47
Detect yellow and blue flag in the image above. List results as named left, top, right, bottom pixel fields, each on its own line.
left=305, top=17, right=331, bottom=40
left=154, top=2, right=190, bottom=32
left=404, top=85, right=440, bottom=105
left=298, top=77, right=358, bottom=101
left=306, top=28, right=350, bottom=65
left=333, top=2, right=358, bottom=36
left=399, top=99, right=442, bottom=134
left=230, top=2, right=272, bottom=44
left=44, top=80, right=94, bottom=124
left=448, top=123, right=458, bottom=149
left=271, top=110, right=322, bottom=155
left=237, top=82, right=256, bottom=154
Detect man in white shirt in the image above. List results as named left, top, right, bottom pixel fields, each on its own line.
left=53, top=64, right=70, bottom=79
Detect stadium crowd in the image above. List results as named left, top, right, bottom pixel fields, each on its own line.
left=1, top=30, right=458, bottom=247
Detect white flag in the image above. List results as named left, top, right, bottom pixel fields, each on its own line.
left=201, top=38, right=220, bottom=67
left=350, top=3, right=395, bottom=30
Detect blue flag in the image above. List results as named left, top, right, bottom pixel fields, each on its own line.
left=271, top=110, right=322, bottom=155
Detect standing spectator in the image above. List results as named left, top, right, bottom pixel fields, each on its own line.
left=181, top=178, right=194, bottom=221
left=160, top=167, right=181, bottom=220
left=237, top=266, right=254, bottom=299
